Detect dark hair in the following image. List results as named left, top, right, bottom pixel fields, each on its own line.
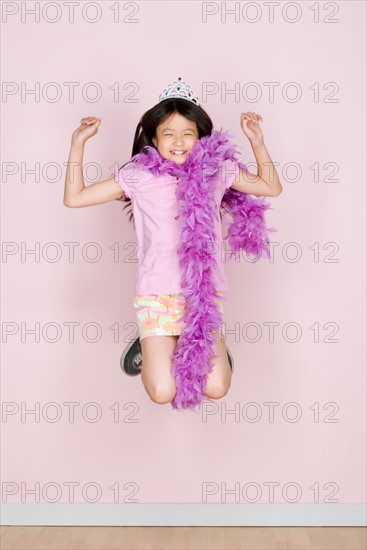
left=116, top=98, right=213, bottom=226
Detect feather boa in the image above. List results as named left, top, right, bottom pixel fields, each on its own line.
left=129, top=128, right=277, bottom=412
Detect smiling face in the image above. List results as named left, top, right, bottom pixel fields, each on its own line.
left=152, top=112, right=199, bottom=164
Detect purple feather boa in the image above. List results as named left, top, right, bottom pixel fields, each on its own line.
left=129, top=128, right=277, bottom=412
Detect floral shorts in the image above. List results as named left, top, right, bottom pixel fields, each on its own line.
left=134, top=292, right=225, bottom=341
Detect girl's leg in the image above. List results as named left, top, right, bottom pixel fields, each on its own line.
left=140, top=331, right=231, bottom=405
left=204, top=330, right=233, bottom=400
left=140, top=335, right=179, bottom=405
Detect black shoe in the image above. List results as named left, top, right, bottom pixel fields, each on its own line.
left=226, top=346, right=234, bottom=373
left=120, top=336, right=142, bottom=376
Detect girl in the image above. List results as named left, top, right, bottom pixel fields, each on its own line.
left=64, top=78, right=282, bottom=413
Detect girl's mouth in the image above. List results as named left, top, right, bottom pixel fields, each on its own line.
left=171, top=150, right=187, bottom=155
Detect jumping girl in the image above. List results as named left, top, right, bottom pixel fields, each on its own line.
left=64, top=78, right=282, bottom=412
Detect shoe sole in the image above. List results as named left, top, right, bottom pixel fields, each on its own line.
left=120, top=336, right=142, bottom=376
left=226, top=346, right=234, bottom=373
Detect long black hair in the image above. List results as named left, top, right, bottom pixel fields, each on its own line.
left=117, top=98, right=213, bottom=226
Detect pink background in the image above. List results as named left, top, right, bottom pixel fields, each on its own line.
left=1, top=1, right=366, bottom=506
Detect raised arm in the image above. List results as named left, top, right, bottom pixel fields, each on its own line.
left=63, top=116, right=125, bottom=208
left=229, top=111, right=283, bottom=198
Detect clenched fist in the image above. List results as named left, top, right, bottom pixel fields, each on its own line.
left=72, top=116, right=102, bottom=145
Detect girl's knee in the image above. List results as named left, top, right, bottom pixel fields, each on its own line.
left=205, top=378, right=231, bottom=400
left=146, top=381, right=176, bottom=404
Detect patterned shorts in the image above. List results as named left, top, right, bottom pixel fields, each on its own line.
left=134, top=292, right=225, bottom=341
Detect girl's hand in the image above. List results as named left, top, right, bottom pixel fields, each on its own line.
left=72, top=116, right=102, bottom=145
left=240, top=112, right=264, bottom=144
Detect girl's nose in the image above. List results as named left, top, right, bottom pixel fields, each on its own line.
left=173, top=136, right=184, bottom=145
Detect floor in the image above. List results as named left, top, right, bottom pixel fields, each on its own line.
left=0, top=526, right=366, bottom=549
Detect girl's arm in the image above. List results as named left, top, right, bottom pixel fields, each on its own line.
left=230, top=112, right=283, bottom=198
left=64, top=116, right=125, bottom=208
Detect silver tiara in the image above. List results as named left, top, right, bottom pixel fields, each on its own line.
left=159, top=77, right=200, bottom=106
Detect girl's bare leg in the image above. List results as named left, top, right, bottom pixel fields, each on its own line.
left=140, top=331, right=232, bottom=405
left=140, top=335, right=179, bottom=404
left=204, top=330, right=233, bottom=400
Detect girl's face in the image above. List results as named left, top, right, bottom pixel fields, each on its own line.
left=152, top=112, right=199, bottom=164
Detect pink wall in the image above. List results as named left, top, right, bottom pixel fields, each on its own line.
left=1, top=0, right=366, bottom=507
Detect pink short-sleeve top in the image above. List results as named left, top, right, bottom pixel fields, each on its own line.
left=115, top=158, right=239, bottom=295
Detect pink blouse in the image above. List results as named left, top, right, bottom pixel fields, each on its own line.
left=115, top=159, right=239, bottom=295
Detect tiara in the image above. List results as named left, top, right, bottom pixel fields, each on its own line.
left=159, top=77, right=200, bottom=106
